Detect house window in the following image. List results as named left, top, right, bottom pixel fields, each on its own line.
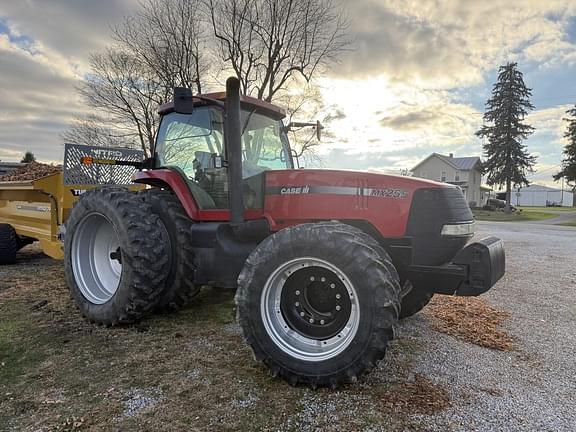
left=422, top=170, right=427, bottom=179
left=441, top=171, right=446, bottom=182
left=455, top=171, right=460, bottom=182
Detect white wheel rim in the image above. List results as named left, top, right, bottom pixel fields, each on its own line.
left=71, top=213, right=122, bottom=304
left=261, top=257, right=360, bottom=362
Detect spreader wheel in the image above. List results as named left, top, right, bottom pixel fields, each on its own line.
left=0, top=224, right=18, bottom=265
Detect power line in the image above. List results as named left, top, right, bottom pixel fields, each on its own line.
left=528, top=164, right=561, bottom=176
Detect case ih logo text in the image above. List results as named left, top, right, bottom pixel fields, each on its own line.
left=280, top=186, right=310, bottom=195
left=91, top=149, right=123, bottom=158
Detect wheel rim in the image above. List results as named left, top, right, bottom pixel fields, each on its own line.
left=261, top=257, right=360, bottom=362
left=71, top=213, right=122, bottom=304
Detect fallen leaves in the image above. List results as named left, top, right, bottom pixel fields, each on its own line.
left=425, top=296, right=515, bottom=351
left=378, top=373, right=452, bottom=415
left=0, top=161, right=61, bottom=181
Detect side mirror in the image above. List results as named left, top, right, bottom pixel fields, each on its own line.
left=283, top=121, right=324, bottom=141
left=173, top=87, right=194, bottom=114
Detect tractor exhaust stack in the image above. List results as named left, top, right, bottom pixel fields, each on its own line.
left=225, top=77, right=244, bottom=225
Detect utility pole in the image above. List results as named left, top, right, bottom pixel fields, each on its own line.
left=561, top=176, right=564, bottom=206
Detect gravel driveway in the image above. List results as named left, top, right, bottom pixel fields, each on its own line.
left=401, top=221, right=576, bottom=431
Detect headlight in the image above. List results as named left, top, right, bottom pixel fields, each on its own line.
left=441, top=222, right=475, bottom=236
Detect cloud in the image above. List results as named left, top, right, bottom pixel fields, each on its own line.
left=379, top=110, right=445, bottom=131
left=0, top=1, right=135, bottom=58
left=0, top=1, right=138, bottom=162
left=336, top=0, right=576, bottom=87
left=0, top=29, right=85, bottom=162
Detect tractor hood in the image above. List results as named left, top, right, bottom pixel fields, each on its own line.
left=263, top=168, right=471, bottom=239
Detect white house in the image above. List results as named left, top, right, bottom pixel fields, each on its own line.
left=508, top=184, right=574, bottom=207
left=411, top=153, right=490, bottom=207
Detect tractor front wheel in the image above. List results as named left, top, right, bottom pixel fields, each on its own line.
left=64, top=188, right=170, bottom=325
left=236, top=222, right=401, bottom=388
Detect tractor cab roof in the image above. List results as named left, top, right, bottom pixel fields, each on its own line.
left=158, top=91, right=286, bottom=121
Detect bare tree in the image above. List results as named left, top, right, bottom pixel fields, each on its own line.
left=207, top=0, right=350, bottom=102
left=68, top=0, right=349, bottom=158
left=279, top=82, right=325, bottom=164
left=68, top=0, right=207, bottom=155
left=78, top=48, right=162, bottom=156
left=61, top=115, right=139, bottom=149
left=113, top=0, right=208, bottom=95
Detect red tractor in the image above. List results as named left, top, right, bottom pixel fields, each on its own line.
left=65, top=77, right=505, bottom=387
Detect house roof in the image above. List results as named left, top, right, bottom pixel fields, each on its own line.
left=412, top=153, right=482, bottom=172
left=518, top=184, right=564, bottom=192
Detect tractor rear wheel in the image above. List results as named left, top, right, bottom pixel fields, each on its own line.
left=140, top=189, right=200, bottom=312
left=399, top=281, right=434, bottom=319
left=0, top=224, right=18, bottom=265
left=236, top=222, right=401, bottom=388
left=64, top=188, right=170, bottom=325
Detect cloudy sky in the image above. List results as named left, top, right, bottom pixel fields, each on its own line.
left=1, top=0, right=576, bottom=187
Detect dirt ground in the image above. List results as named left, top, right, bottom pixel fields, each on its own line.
left=1, top=222, right=574, bottom=431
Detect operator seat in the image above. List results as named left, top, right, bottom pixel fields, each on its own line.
left=167, top=166, right=217, bottom=209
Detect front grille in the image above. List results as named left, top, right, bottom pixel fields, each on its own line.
left=406, top=187, right=473, bottom=265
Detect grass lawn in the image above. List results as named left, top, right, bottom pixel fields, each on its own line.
left=559, top=220, right=576, bottom=227
left=517, top=206, right=576, bottom=212
left=473, top=208, right=558, bottom=222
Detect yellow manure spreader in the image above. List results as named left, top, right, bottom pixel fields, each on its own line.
left=0, top=144, right=143, bottom=263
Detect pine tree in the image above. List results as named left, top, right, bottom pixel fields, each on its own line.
left=21, top=151, right=36, bottom=163
left=553, top=106, right=576, bottom=194
left=476, top=62, right=537, bottom=213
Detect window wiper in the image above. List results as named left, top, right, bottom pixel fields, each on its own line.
left=241, top=109, right=257, bottom=137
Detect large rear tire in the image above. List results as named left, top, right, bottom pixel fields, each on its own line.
left=64, top=188, right=170, bottom=325
left=0, top=224, right=18, bottom=265
left=139, top=189, right=200, bottom=312
left=236, top=222, right=401, bottom=388
left=399, top=281, right=434, bottom=319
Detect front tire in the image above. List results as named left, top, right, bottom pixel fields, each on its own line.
left=64, top=188, right=170, bottom=325
left=236, top=222, right=401, bottom=388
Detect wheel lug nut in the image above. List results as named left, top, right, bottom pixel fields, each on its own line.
left=321, top=277, right=326, bottom=282
left=295, top=301, right=300, bottom=307
left=336, top=305, right=341, bottom=311
left=330, top=283, right=335, bottom=289
left=320, top=319, right=325, bottom=325
left=335, top=294, right=341, bottom=299
left=300, top=312, right=305, bottom=317
left=310, top=276, right=315, bottom=281
left=309, top=318, right=314, bottom=323
left=295, top=290, right=300, bottom=295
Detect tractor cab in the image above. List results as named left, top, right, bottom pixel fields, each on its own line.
left=153, top=92, right=294, bottom=211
